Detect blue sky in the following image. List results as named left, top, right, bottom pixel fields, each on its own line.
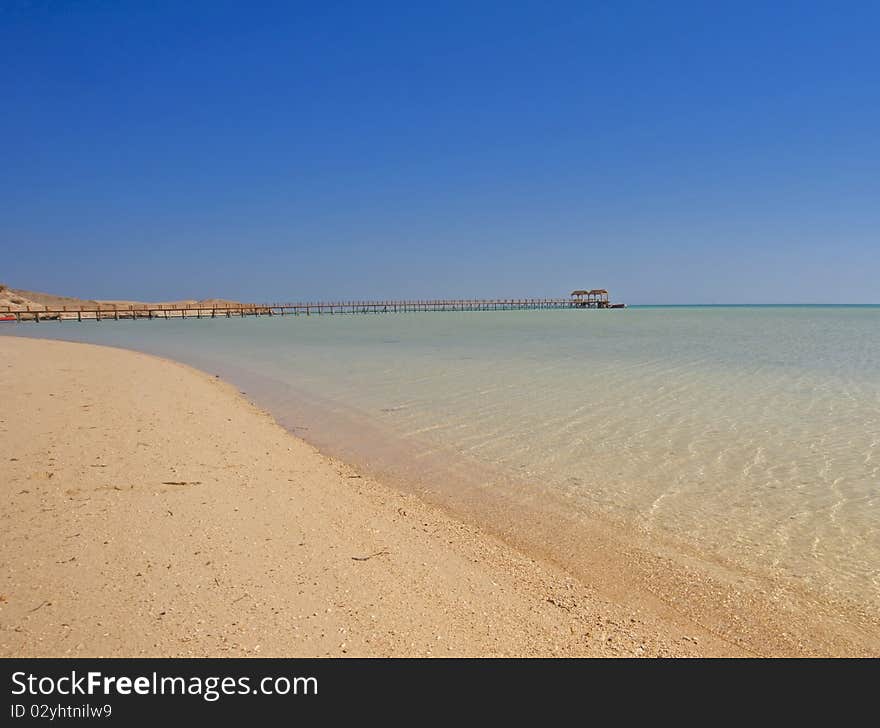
left=2, top=1, right=878, bottom=303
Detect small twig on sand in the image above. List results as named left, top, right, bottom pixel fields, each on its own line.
left=351, top=550, right=390, bottom=561
left=28, top=601, right=51, bottom=613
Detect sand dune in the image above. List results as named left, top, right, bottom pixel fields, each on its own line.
left=0, top=284, right=244, bottom=311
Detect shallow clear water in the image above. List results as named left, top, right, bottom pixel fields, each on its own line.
left=5, top=306, right=879, bottom=607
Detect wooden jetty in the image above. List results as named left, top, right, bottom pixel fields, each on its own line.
left=0, top=292, right=625, bottom=323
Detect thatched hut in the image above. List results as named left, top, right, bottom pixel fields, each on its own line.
left=571, top=288, right=610, bottom=307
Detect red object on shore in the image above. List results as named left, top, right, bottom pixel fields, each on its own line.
left=0, top=315, right=16, bottom=322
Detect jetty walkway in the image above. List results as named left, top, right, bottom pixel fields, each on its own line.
left=1, top=293, right=624, bottom=323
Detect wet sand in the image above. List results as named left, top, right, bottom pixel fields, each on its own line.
left=0, top=337, right=873, bottom=656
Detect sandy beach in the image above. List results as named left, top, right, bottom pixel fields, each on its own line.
left=0, top=336, right=874, bottom=657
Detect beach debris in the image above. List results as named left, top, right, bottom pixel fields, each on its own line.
left=546, top=596, right=576, bottom=611
left=28, top=600, right=51, bottom=613
left=161, top=481, right=202, bottom=486
left=232, top=592, right=252, bottom=603
left=351, top=549, right=390, bottom=561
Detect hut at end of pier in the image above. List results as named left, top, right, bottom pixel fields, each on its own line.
left=570, top=289, right=610, bottom=308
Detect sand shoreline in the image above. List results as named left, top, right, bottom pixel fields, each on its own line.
left=228, top=360, right=880, bottom=658
left=0, top=337, right=875, bottom=656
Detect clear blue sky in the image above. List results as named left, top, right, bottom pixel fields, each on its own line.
left=2, top=1, right=878, bottom=303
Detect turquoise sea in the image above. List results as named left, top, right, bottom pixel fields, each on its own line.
left=4, top=305, right=879, bottom=613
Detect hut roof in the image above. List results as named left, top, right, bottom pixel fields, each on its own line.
left=588, top=289, right=608, bottom=295
left=570, top=290, right=590, bottom=296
